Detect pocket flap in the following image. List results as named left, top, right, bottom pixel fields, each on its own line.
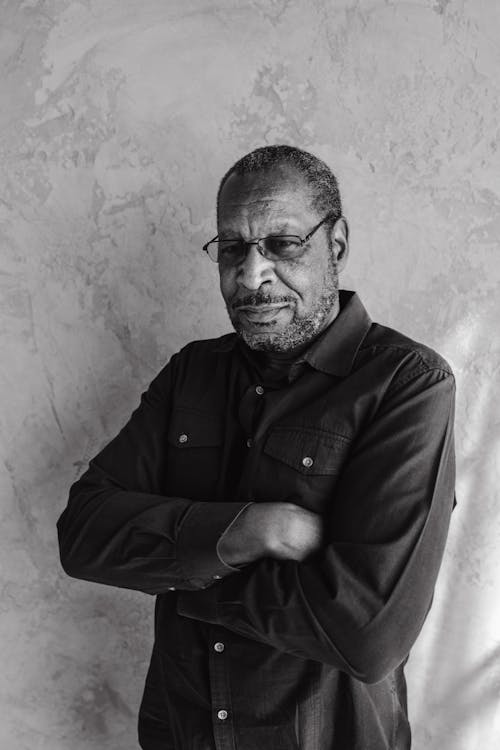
left=264, top=427, right=351, bottom=475
left=167, top=409, right=223, bottom=448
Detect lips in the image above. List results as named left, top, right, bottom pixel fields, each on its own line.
left=235, top=304, right=289, bottom=324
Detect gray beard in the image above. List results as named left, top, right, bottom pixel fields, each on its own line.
left=228, top=267, right=340, bottom=353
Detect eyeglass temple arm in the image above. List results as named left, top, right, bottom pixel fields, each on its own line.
left=304, top=214, right=335, bottom=242
left=203, top=235, right=219, bottom=253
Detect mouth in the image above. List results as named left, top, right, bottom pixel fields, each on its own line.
left=234, top=303, right=290, bottom=324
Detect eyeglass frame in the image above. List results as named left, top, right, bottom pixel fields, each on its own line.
left=202, top=213, right=337, bottom=265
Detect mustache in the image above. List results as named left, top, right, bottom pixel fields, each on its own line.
left=231, top=293, right=294, bottom=309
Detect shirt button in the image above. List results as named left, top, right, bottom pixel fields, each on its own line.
left=302, top=456, right=314, bottom=468
left=246, top=438, right=253, bottom=448
left=217, top=710, right=228, bottom=721
left=178, top=433, right=188, bottom=444
left=214, top=642, right=225, bottom=653
left=255, top=385, right=264, bottom=395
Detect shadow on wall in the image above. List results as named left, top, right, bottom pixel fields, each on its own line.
left=409, top=311, right=499, bottom=749
left=431, top=644, right=500, bottom=741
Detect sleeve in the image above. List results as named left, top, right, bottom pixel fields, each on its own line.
left=177, top=366, right=456, bottom=682
left=57, top=354, right=250, bottom=594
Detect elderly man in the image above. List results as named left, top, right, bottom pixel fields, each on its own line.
left=58, top=145, right=455, bottom=750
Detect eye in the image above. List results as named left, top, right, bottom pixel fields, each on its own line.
left=264, top=236, right=302, bottom=257
left=218, top=239, right=242, bottom=256
left=216, top=239, right=246, bottom=265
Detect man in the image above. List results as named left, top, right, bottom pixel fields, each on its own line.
left=57, top=145, right=456, bottom=749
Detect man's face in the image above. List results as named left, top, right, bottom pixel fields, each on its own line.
left=217, top=165, right=348, bottom=352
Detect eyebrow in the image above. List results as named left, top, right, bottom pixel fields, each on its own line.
left=218, top=223, right=302, bottom=239
left=269, top=224, right=301, bottom=235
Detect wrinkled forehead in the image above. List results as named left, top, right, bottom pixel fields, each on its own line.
left=217, top=165, right=315, bottom=226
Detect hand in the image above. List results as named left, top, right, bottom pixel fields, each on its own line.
left=264, top=502, right=324, bottom=561
left=218, top=502, right=323, bottom=567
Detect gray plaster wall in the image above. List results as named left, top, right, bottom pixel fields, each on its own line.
left=1, top=1, right=499, bottom=748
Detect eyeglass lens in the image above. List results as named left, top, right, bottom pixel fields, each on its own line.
left=208, top=236, right=303, bottom=264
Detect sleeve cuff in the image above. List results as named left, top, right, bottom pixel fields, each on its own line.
left=176, top=501, right=252, bottom=588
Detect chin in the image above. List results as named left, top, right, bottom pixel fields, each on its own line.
left=228, top=314, right=285, bottom=351
left=236, top=327, right=300, bottom=353
left=240, top=334, right=288, bottom=352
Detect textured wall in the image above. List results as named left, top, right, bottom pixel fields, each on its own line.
left=1, top=1, right=499, bottom=748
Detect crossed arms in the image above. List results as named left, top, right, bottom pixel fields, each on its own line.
left=58, top=348, right=455, bottom=683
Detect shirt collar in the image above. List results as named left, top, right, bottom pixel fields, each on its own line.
left=212, top=290, right=372, bottom=377
left=300, top=290, right=372, bottom=377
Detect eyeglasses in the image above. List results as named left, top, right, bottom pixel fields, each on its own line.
left=202, top=214, right=334, bottom=265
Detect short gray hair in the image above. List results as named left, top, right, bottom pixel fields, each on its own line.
left=217, top=145, right=343, bottom=228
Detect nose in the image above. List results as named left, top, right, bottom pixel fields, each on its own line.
left=236, top=243, right=276, bottom=291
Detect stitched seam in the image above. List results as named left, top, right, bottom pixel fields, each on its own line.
left=269, top=426, right=352, bottom=443
left=389, top=365, right=453, bottom=396
left=358, top=343, right=452, bottom=373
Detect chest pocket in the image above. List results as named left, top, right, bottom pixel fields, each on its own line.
left=165, top=409, right=223, bottom=500
left=262, top=426, right=351, bottom=511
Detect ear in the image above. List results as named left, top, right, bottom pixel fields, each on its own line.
left=331, top=217, right=349, bottom=271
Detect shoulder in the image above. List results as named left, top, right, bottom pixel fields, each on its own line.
left=363, top=322, right=453, bottom=372
left=177, top=333, right=237, bottom=361
left=164, top=332, right=237, bottom=381
left=148, top=333, right=237, bottom=390
left=359, top=322, right=454, bottom=393
left=149, top=333, right=237, bottom=397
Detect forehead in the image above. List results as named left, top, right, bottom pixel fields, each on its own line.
left=218, top=165, right=316, bottom=228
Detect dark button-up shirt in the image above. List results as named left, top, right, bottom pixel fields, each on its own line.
left=57, top=291, right=456, bottom=750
